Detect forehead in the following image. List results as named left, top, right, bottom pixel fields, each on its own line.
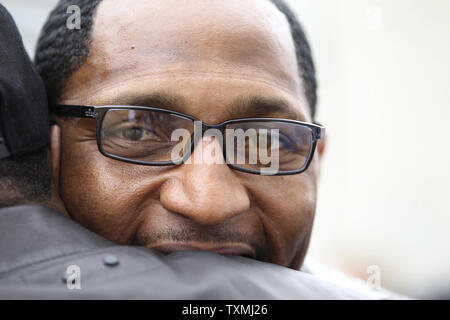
left=63, top=0, right=308, bottom=119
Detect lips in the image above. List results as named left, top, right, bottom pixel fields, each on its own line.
left=149, top=242, right=256, bottom=258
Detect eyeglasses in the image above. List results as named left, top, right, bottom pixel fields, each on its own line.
left=51, top=105, right=325, bottom=176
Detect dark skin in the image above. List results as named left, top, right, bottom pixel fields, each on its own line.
left=50, top=0, right=326, bottom=269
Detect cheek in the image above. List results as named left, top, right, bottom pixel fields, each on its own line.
left=271, top=176, right=316, bottom=235
left=246, top=170, right=317, bottom=264
left=58, top=139, right=151, bottom=243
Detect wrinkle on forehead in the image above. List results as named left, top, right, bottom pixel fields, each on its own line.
left=65, top=0, right=303, bottom=99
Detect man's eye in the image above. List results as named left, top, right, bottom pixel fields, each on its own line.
left=258, top=131, right=293, bottom=150
left=113, top=126, right=161, bottom=141
left=278, top=135, right=294, bottom=150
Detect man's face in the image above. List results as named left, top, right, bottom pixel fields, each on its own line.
left=52, top=0, right=323, bottom=269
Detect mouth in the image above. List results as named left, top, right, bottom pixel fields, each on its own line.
left=148, top=242, right=257, bottom=259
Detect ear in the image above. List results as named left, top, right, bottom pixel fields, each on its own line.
left=49, top=124, right=69, bottom=216
left=316, top=133, right=327, bottom=179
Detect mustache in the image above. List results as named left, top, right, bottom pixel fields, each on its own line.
left=131, top=225, right=269, bottom=262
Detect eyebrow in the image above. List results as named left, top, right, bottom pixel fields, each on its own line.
left=107, top=92, right=186, bottom=113
left=104, top=92, right=305, bottom=122
left=229, top=96, right=306, bottom=121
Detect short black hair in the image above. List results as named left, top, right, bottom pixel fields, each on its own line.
left=0, top=147, right=51, bottom=207
left=35, top=0, right=317, bottom=119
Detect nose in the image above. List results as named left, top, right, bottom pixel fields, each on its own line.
left=160, top=136, right=250, bottom=227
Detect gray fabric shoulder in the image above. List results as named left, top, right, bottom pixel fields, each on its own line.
left=0, top=206, right=372, bottom=299
left=0, top=205, right=112, bottom=277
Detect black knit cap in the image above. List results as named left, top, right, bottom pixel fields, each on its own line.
left=0, top=4, right=49, bottom=160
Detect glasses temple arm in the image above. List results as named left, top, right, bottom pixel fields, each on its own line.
left=50, top=105, right=97, bottom=119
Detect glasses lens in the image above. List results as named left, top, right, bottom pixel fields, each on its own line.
left=101, top=109, right=194, bottom=163
left=225, top=121, right=313, bottom=173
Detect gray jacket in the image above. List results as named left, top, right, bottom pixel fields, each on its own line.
left=0, top=205, right=370, bottom=299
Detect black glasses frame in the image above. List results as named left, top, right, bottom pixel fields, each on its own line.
left=51, top=105, right=325, bottom=176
